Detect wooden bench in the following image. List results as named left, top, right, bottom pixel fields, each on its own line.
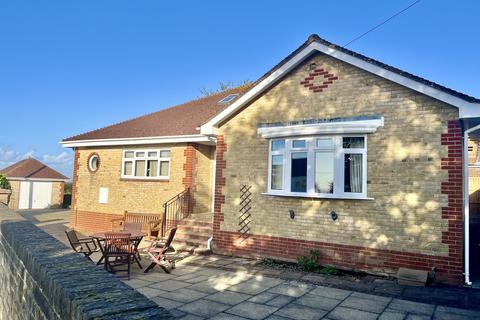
left=111, top=211, right=163, bottom=239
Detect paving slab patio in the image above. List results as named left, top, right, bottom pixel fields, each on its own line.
left=119, top=256, right=480, bottom=319
left=18, top=209, right=480, bottom=320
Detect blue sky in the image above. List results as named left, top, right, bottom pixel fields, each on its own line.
left=0, top=0, right=478, bottom=178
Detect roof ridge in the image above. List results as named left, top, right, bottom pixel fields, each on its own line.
left=63, top=84, right=251, bottom=142
left=309, top=34, right=480, bottom=103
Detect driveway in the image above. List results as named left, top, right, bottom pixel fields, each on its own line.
left=17, top=208, right=70, bottom=243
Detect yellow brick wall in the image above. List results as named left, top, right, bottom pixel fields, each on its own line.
left=50, top=182, right=64, bottom=208
left=193, top=144, right=214, bottom=214
left=75, top=144, right=214, bottom=216
left=218, top=52, right=458, bottom=257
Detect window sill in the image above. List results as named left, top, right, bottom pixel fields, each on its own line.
left=120, top=177, right=170, bottom=182
left=261, top=192, right=374, bottom=201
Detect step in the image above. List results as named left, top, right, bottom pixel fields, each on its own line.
left=176, top=225, right=212, bottom=235
left=175, top=231, right=211, bottom=242
left=174, top=243, right=212, bottom=255
left=177, top=219, right=213, bottom=228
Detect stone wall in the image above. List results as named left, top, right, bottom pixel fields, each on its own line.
left=213, top=52, right=463, bottom=283
left=0, top=219, right=172, bottom=320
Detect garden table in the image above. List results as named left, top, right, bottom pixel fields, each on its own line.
left=91, top=231, right=144, bottom=269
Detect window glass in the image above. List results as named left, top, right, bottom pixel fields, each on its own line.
left=124, top=151, right=134, bottom=158
left=135, top=160, right=146, bottom=177
left=271, top=155, right=283, bottom=190
left=146, top=160, right=158, bottom=177
left=344, top=154, right=363, bottom=193
left=343, top=137, right=365, bottom=149
left=148, top=151, right=158, bottom=157
left=159, top=161, right=169, bottom=177
left=292, top=139, right=306, bottom=149
left=124, top=161, right=133, bottom=175
left=160, top=150, right=171, bottom=158
left=89, top=155, right=99, bottom=172
left=136, top=151, right=145, bottom=157
left=271, top=140, right=285, bottom=151
left=291, top=152, right=307, bottom=192
left=316, top=138, right=334, bottom=149
left=315, top=152, right=334, bottom=193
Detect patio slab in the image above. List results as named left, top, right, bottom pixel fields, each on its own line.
left=24, top=211, right=480, bottom=320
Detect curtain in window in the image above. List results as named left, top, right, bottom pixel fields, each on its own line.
left=345, top=154, right=362, bottom=193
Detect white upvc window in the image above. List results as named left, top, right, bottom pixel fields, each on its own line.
left=121, top=149, right=171, bottom=180
left=267, top=135, right=367, bottom=199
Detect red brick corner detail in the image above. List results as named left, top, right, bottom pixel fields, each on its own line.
left=70, top=148, right=80, bottom=228
left=213, top=136, right=227, bottom=238
left=440, top=120, right=464, bottom=276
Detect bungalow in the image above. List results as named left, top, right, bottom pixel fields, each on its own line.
left=61, top=35, right=480, bottom=285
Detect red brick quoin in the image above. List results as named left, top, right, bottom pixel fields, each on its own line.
left=213, top=122, right=464, bottom=285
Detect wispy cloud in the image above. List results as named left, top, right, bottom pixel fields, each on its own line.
left=42, top=152, right=70, bottom=166
left=0, top=148, right=35, bottom=168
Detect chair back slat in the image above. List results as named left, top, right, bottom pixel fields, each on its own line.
left=162, top=227, right=177, bottom=253
left=65, top=229, right=80, bottom=246
left=104, top=233, right=132, bottom=254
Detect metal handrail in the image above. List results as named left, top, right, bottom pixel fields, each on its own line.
left=161, top=188, right=190, bottom=237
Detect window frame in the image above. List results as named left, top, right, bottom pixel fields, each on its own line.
left=121, top=148, right=171, bottom=180
left=266, top=135, right=368, bottom=199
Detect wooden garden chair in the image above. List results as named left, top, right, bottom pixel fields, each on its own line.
left=144, top=227, right=177, bottom=274
left=65, top=229, right=99, bottom=261
left=103, top=232, right=134, bottom=280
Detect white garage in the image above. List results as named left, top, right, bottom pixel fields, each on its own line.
left=0, top=158, right=68, bottom=210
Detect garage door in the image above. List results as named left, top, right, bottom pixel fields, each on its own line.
left=18, top=181, right=31, bottom=209
left=31, top=182, right=52, bottom=209
left=18, top=181, right=52, bottom=209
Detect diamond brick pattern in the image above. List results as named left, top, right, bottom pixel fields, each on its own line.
left=300, top=68, right=339, bottom=93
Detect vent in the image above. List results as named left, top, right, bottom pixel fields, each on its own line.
left=218, top=94, right=239, bottom=104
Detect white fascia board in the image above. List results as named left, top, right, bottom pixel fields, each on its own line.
left=60, top=134, right=215, bottom=148
left=201, top=42, right=480, bottom=134
left=257, top=118, right=384, bottom=139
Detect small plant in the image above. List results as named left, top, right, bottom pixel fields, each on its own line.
left=319, top=265, right=339, bottom=276
left=297, top=249, right=320, bottom=272
left=0, top=174, right=10, bottom=190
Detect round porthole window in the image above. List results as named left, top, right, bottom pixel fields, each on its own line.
left=88, top=153, right=100, bottom=172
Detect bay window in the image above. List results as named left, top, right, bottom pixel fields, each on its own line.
left=122, top=149, right=171, bottom=179
left=267, top=136, right=367, bottom=198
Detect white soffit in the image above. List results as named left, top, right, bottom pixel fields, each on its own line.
left=257, top=117, right=384, bottom=139
left=60, top=134, right=215, bottom=148
left=201, top=42, right=480, bottom=135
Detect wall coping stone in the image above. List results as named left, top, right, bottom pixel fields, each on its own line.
left=0, top=218, right=173, bottom=319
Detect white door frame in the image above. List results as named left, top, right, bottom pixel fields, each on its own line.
left=463, top=123, right=480, bottom=285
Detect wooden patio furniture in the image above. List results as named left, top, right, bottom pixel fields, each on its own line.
left=110, top=211, right=162, bottom=239
left=144, top=227, right=177, bottom=274
left=65, top=229, right=99, bottom=261
left=103, top=232, right=134, bottom=280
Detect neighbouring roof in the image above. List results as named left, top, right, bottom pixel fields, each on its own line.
left=0, top=158, right=68, bottom=180
left=63, top=86, right=252, bottom=142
